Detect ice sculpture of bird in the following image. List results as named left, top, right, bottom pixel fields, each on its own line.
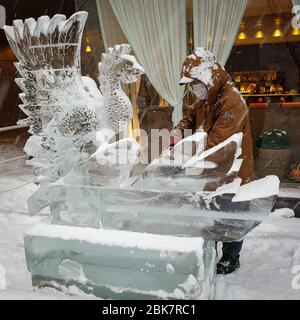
left=4, top=11, right=144, bottom=183
left=99, top=44, right=145, bottom=133
left=4, top=11, right=144, bottom=140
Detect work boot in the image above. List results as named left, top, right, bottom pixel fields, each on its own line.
left=217, top=252, right=240, bottom=275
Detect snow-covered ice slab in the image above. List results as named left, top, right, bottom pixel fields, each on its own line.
left=24, top=224, right=216, bottom=300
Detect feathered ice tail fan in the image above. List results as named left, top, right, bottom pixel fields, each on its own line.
left=4, top=11, right=88, bottom=134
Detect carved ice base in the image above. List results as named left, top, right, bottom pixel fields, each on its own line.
left=24, top=223, right=216, bottom=300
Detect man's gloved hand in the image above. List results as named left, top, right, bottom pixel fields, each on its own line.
left=168, top=130, right=182, bottom=148
left=168, top=135, right=182, bottom=148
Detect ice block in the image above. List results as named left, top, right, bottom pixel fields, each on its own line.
left=24, top=223, right=216, bottom=299
left=45, top=182, right=275, bottom=241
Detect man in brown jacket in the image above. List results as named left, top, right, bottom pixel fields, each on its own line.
left=171, top=47, right=254, bottom=275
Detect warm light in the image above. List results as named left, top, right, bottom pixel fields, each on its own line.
left=256, top=20, right=263, bottom=28
left=274, top=18, right=281, bottom=26
left=255, top=30, right=264, bottom=39
left=85, top=45, right=92, bottom=53
left=238, top=32, right=247, bottom=40
left=292, top=28, right=300, bottom=36
left=272, top=29, right=282, bottom=37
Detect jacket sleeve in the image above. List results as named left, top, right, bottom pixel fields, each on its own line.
left=174, top=102, right=197, bottom=133
left=206, top=99, right=248, bottom=149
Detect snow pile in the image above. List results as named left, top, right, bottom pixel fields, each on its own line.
left=232, top=175, right=280, bottom=202
left=0, top=265, right=6, bottom=290
left=204, top=178, right=242, bottom=199
left=179, top=76, right=194, bottom=84
left=26, top=224, right=204, bottom=253
left=215, top=215, right=300, bottom=300
left=270, top=208, right=295, bottom=218
left=190, top=47, right=217, bottom=87
left=278, top=185, right=300, bottom=199
left=58, top=259, right=88, bottom=284
left=179, top=274, right=201, bottom=299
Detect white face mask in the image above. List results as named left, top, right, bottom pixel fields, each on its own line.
left=192, top=83, right=208, bottom=100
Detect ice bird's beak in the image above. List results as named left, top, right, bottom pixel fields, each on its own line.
left=133, top=64, right=145, bottom=76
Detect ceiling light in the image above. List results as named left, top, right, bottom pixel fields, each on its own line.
left=274, top=18, right=281, bottom=26
left=238, top=32, right=247, bottom=40
left=291, top=28, right=300, bottom=36
left=255, top=30, right=264, bottom=39
left=272, top=29, right=282, bottom=37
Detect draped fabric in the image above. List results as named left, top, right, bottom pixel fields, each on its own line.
left=193, top=0, right=247, bottom=66
left=292, top=0, right=300, bottom=28
left=109, top=0, right=187, bottom=125
left=293, top=0, right=300, bottom=6
left=96, top=0, right=127, bottom=49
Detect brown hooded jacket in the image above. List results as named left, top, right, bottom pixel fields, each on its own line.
left=175, top=48, right=254, bottom=184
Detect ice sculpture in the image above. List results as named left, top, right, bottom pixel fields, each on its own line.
left=25, top=224, right=216, bottom=299
left=141, top=132, right=244, bottom=192
left=4, top=11, right=144, bottom=211
left=99, top=45, right=144, bottom=132
left=5, top=11, right=280, bottom=300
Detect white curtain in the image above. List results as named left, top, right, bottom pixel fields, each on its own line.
left=96, top=0, right=127, bottom=49
left=293, top=0, right=300, bottom=6
left=193, top=0, right=248, bottom=66
left=109, top=0, right=187, bottom=125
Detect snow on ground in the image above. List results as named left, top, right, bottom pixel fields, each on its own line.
left=215, top=217, right=300, bottom=299
left=0, top=144, right=300, bottom=299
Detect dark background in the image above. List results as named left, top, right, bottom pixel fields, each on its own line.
left=0, top=0, right=75, bottom=24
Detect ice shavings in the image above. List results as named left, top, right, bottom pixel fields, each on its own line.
left=179, top=274, right=201, bottom=298
left=190, top=64, right=213, bottom=87
left=58, top=259, right=88, bottom=283
left=189, top=47, right=217, bottom=86
left=94, top=138, right=140, bottom=165
left=83, top=281, right=186, bottom=300
left=278, top=186, right=300, bottom=199
left=203, top=197, right=220, bottom=210
left=194, top=47, right=215, bottom=61
left=179, top=76, right=194, bottom=84
left=232, top=175, right=280, bottom=202
left=270, top=208, right=295, bottom=219
left=0, top=265, right=6, bottom=290
left=204, top=178, right=242, bottom=199
left=38, top=281, right=97, bottom=298
left=166, top=263, right=174, bottom=274
left=187, top=53, right=197, bottom=60
left=26, top=224, right=204, bottom=253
